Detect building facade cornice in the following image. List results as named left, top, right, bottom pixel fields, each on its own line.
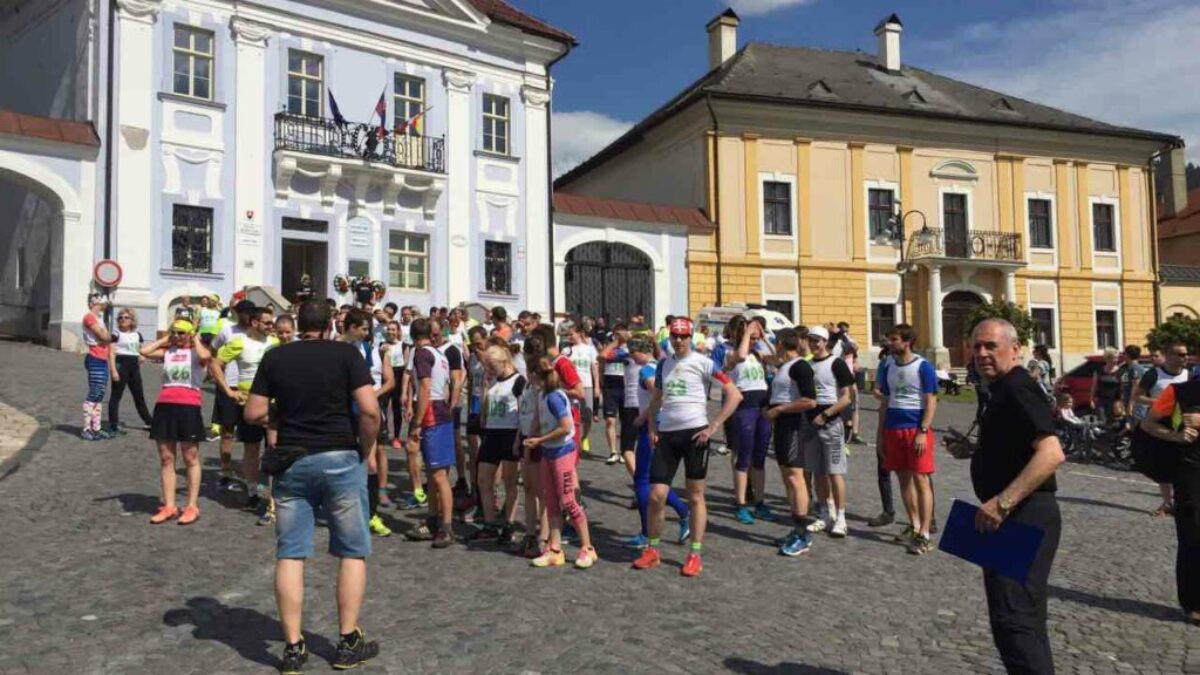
left=443, top=69, right=477, bottom=93
left=520, top=85, right=550, bottom=111
left=230, top=16, right=272, bottom=47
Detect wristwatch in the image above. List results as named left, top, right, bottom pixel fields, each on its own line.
left=918, top=424, right=929, bottom=433
left=997, top=494, right=1016, bottom=518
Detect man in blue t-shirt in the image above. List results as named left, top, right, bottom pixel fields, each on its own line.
left=877, top=323, right=939, bottom=555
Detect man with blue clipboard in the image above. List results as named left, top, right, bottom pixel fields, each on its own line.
left=965, top=319, right=1066, bottom=675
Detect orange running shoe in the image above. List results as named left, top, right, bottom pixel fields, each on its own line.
left=178, top=506, right=200, bottom=525
left=390, top=438, right=403, bottom=450
left=631, top=547, right=661, bottom=570
left=150, top=505, right=180, bottom=524
left=681, top=552, right=703, bottom=577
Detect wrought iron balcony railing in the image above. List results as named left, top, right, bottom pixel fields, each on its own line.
left=273, top=111, right=445, bottom=174
left=907, top=228, right=1023, bottom=263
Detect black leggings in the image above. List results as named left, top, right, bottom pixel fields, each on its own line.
left=109, top=355, right=152, bottom=427
left=1174, top=460, right=1200, bottom=613
left=386, top=383, right=405, bottom=438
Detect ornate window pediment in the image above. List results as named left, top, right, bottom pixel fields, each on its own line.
left=930, top=159, right=978, bottom=181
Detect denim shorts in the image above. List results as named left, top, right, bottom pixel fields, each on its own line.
left=273, top=450, right=370, bottom=560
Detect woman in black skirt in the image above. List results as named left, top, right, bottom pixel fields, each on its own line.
left=141, top=320, right=211, bottom=525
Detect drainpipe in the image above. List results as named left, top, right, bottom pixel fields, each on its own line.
left=1148, top=152, right=1164, bottom=327
left=705, top=94, right=723, bottom=305
left=544, top=46, right=571, bottom=319
left=103, top=0, right=116, bottom=261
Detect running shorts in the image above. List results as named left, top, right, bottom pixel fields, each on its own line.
left=649, top=427, right=710, bottom=484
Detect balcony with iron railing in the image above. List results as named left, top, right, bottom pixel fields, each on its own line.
left=906, top=228, right=1024, bottom=265
left=273, top=111, right=445, bottom=174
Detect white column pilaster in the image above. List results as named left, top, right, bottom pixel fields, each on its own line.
left=231, top=17, right=271, bottom=288
left=521, top=85, right=551, bottom=315
left=444, top=69, right=476, bottom=306
left=1004, top=270, right=1017, bottom=304
left=112, top=0, right=162, bottom=309
left=928, top=265, right=943, bottom=350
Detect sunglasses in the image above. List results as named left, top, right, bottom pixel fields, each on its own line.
left=118, top=315, right=133, bottom=320
left=169, top=331, right=188, bottom=337
left=1171, top=351, right=1189, bottom=358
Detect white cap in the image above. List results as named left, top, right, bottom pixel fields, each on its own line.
left=808, top=326, right=830, bottom=341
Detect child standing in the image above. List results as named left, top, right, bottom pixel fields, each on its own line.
left=524, top=357, right=597, bottom=569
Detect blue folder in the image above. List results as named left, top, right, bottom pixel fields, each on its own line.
left=937, top=499, right=1044, bottom=584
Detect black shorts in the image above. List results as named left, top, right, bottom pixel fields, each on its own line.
left=467, top=413, right=482, bottom=435
left=211, top=387, right=238, bottom=431
left=619, top=407, right=640, bottom=451
left=650, top=427, right=710, bottom=484
left=453, top=406, right=463, bottom=433
left=603, top=385, right=624, bottom=418
left=521, top=435, right=542, bottom=463
left=478, top=429, right=520, bottom=465
left=150, top=403, right=206, bottom=443
left=236, top=405, right=266, bottom=444
left=773, top=412, right=806, bottom=468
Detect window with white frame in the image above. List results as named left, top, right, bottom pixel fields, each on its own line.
left=763, top=181, right=792, bottom=235
left=287, top=50, right=323, bottom=118
left=870, top=303, right=896, bottom=344
left=482, top=94, right=510, bottom=155
left=1028, top=198, right=1053, bottom=249
left=868, top=188, right=895, bottom=239
left=388, top=232, right=428, bottom=291
left=393, top=74, right=425, bottom=136
left=1093, top=203, right=1116, bottom=252
left=484, top=240, right=511, bottom=294
left=1095, top=309, right=1118, bottom=350
left=172, top=25, right=214, bottom=100
left=1030, top=307, right=1056, bottom=348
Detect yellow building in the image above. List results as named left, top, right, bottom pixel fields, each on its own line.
left=555, top=11, right=1186, bottom=370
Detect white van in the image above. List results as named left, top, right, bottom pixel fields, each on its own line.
left=697, top=303, right=795, bottom=341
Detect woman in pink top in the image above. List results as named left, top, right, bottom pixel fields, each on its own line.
left=140, top=320, right=212, bottom=525
left=80, top=293, right=114, bottom=440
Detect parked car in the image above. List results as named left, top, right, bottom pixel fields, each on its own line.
left=697, top=303, right=794, bottom=342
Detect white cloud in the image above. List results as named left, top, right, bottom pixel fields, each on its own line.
left=921, top=0, right=1199, bottom=161
left=726, top=0, right=815, bottom=17
left=551, top=110, right=633, bottom=178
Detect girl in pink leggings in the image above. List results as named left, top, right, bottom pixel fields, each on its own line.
left=524, top=357, right=598, bottom=569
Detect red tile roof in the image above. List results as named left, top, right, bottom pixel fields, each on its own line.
left=1159, top=187, right=1200, bottom=239
left=0, top=110, right=99, bottom=148
left=466, top=0, right=575, bottom=45
left=554, top=192, right=715, bottom=229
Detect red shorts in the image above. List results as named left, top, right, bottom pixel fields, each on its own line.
left=882, top=428, right=936, bottom=474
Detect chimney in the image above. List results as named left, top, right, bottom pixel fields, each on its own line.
left=874, top=13, right=903, bottom=73
left=1161, top=145, right=1188, bottom=217
left=706, top=8, right=739, bottom=70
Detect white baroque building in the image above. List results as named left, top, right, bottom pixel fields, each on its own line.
left=0, top=0, right=573, bottom=349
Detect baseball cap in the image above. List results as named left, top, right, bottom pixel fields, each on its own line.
left=808, top=326, right=830, bottom=341
left=234, top=299, right=257, bottom=314
left=669, top=317, right=694, bottom=336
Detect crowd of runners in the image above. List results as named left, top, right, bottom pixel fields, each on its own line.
left=72, top=286, right=1200, bottom=672
left=78, top=288, right=950, bottom=562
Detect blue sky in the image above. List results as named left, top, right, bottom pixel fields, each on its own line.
left=515, top=0, right=1200, bottom=176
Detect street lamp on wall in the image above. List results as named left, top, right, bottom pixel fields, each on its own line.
left=875, top=201, right=930, bottom=325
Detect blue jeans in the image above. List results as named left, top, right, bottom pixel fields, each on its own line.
left=273, top=450, right=370, bottom=559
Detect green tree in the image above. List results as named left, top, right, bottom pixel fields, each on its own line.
left=963, top=300, right=1037, bottom=345
left=1146, top=315, right=1200, bottom=353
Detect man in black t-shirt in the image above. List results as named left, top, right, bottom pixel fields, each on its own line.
left=969, top=319, right=1065, bottom=675
left=245, top=300, right=382, bottom=673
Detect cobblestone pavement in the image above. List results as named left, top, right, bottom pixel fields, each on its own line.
left=0, top=341, right=1196, bottom=674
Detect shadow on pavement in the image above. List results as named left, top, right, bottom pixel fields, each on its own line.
left=724, top=656, right=849, bottom=674
left=163, top=596, right=336, bottom=669
left=1057, top=495, right=1150, bottom=515
left=1048, top=585, right=1183, bottom=623
left=93, top=492, right=161, bottom=514
left=52, top=423, right=84, bottom=436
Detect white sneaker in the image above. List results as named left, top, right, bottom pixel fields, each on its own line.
left=605, top=453, right=620, bottom=465
left=806, top=516, right=828, bottom=533
left=830, top=518, right=848, bottom=538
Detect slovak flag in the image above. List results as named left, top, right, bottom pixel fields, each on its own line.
left=374, top=90, right=387, bottom=140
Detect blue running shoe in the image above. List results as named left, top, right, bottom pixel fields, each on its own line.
left=623, top=533, right=649, bottom=549
left=677, top=516, right=691, bottom=544
left=735, top=506, right=755, bottom=524
left=754, top=502, right=773, bottom=521
left=779, top=531, right=813, bottom=557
